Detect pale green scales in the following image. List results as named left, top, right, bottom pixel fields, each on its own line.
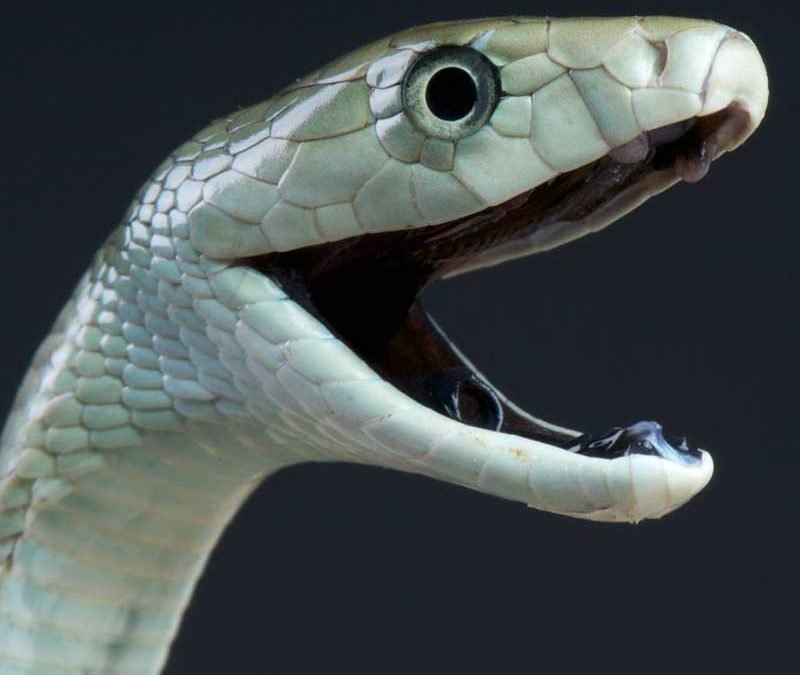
left=0, top=16, right=767, bottom=674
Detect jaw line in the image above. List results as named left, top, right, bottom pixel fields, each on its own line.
left=241, top=103, right=753, bottom=456
left=443, top=103, right=755, bottom=278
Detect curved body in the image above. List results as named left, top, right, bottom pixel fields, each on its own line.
left=0, top=17, right=766, bottom=674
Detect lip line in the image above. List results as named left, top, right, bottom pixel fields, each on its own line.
left=239, top=105, right=748, bottom=450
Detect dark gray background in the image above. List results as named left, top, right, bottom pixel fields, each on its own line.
left=2, top=1, right=797, bottom=673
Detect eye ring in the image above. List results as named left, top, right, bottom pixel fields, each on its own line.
left=403, top=47, right=500, bottom=141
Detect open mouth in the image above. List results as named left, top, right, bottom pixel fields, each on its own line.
left=243, top=104, right=751, bottom=466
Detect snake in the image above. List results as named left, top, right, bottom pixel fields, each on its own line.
left=0, top=15, right=767, bottom=674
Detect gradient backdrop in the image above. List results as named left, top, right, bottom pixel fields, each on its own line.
left=3, top=1, right=797, bottom=673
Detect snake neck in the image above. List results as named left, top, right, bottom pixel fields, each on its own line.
left=0, top=234, right=296, bottom=674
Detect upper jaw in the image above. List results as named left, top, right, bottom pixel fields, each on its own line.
left=538, top=20, right=768, bottom=148
left=445, top=25, right=769, bottom=277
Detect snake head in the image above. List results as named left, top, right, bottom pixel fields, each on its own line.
left=114, top=16, right=766, bottom=523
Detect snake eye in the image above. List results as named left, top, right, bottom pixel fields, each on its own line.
left=403, top=47, right=499, bottom=140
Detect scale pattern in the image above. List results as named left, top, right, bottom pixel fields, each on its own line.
left=0, top=16, right=766, bottom=673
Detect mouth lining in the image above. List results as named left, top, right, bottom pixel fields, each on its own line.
left=244, top=104, right=749, bottom=457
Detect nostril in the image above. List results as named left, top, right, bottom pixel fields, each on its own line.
left=653, top=40, right=668, bottom=79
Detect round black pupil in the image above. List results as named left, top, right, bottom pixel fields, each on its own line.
left=425, top=67, right=477, bottom=121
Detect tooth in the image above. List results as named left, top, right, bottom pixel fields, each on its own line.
left=609, top=134, right=650, bottom=164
